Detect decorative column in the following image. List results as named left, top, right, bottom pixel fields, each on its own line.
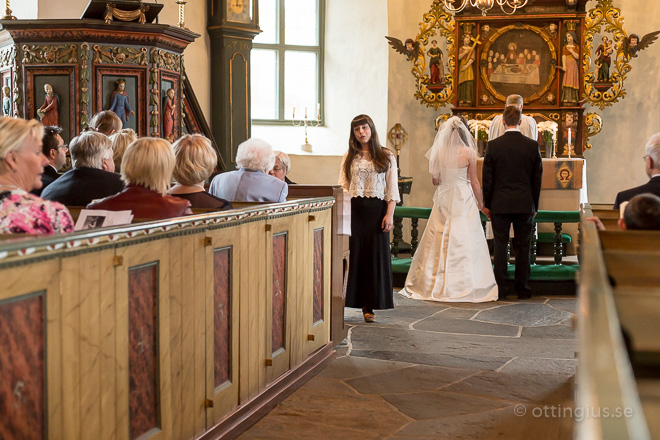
left=207, top=0, right=260, bottom=168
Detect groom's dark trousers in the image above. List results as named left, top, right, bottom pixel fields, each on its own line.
left=483, top=129, right=543, bottom=298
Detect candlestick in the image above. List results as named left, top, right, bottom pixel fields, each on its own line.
left=2, top=0, right=16, bottom=19
left=292, top=104, right=321, bottom=152
left=176, top=0, right=187, bottom=29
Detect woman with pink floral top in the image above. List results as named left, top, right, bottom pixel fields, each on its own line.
left=0, top=117, right=74, bottom=235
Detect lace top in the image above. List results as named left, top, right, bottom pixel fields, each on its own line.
left=339, top=151, right=401, bottom=203
left=0, top=189, right=74, bottom=235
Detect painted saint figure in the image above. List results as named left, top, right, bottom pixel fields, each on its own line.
left=427, top=40, right=444, bottom=84
left=458, top=33, right=477, bottom=106
left=2, top=86, right=10, bottom=116
left=560, top=32, right=580, bottom=104
left=37, top=84, right=59, bottom=126
left=595, top=36, right=613, bottom=82
left=163, top=88, right=175, bottom=141
left=109, top=79, right=135, bottom=128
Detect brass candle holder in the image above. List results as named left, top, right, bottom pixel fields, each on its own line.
left=2, top=0, right=16, bottom=20
left=176, top=0, right=187, bottom=29
left=292, top=105, right=320, bottom=152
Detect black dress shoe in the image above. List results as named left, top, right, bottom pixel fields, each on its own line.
left=517, top=291, right=531, bottom=299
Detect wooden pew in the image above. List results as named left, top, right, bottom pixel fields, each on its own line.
left=599, top=230, right=660, bottom=252
left=612, top=287, right=660, bottom=365
left=602, top=250, right=660, bottom=287
left=592, top=208, right=620, bottom=231
left=576, top=203, right=651, bottom=439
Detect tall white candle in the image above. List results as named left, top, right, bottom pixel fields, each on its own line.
left=305, top=106, right=307, bottom=119
left=568, top=128, right=571, bottom=145
left=292, top=106, right=295, bottom=119
left=317, top=103, right=320, bottom=119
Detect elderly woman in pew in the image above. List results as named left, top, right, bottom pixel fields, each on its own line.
left=87, top=137, right=192, bottom=220
left=269, top=150, right=296, bottom=184
left=0, top=117, right=74, bottom=234
left=587, top=193, right=660, bottom=231
left=168, top=134, right=232, bottom=210
left=209, top=137, right=288, bottom=203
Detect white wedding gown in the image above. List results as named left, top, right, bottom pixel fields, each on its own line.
left=400, top=166, right=498, bottom=302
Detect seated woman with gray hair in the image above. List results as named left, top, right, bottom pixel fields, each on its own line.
left=209, top=137, right=288, bottom=202
left=269, top=150, right=296, bottom=184
left=87, top=138, right=192, bottom=220
left=168, top=134, right=232, bottom=210
left=0, top=116, right=74, bottom=234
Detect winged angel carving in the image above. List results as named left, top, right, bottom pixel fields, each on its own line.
left=623, top=31, right=660, bottom=59
left=386, top=36, right=420, bottom=62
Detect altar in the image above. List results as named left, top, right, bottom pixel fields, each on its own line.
left=477, top=157, right=586, bottom=254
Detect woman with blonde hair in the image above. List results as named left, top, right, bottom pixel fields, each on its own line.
left=0, top=116, right=73, bottom=234
left=87, top=137, right=192, bottom=220
left=110, top=128, right=137, bottom=173
left=169, top=134, right=232, bottom=210
left=89, top=110, right=122, bottom=136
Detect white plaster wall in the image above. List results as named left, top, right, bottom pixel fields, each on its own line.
left=583, top=0, right=660, bottom=203
left=36, top=0, right=211, bottom=124
left=12, top=0, right=38, bottom=19
left=252, top=0, right=389, bottom=184
left=387, top=0, right=442, bottom=212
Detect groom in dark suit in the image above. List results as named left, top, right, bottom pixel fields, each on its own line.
left=482, top=106, right=543, bottom=300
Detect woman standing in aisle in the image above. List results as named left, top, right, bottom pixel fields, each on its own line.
left=339, top=114, right=400, bottom=322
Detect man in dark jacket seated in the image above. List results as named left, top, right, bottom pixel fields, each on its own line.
left=32, top=125, right=67, bottom=196
left=42, top=130, right=124, bottom=206
left=614, top=133, right=660, bottom=209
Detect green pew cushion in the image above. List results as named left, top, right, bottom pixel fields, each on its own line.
left=391, top=257, right=578, bottom=280
left=537, top=232, right=572, bottom=244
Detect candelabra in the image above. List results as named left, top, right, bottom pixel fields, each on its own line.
left=292, top=104, right=320, bottom=152
left=2, top=0, right=16, bottom=20
left=176, top=0, right=187, bottom=29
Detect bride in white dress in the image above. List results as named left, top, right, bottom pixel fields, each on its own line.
left=400, top=116, right=498, bottom=302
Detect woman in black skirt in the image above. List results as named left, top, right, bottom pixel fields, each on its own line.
left=339, top=114, right=400, bottom=322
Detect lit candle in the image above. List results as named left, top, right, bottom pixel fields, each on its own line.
left=305, top=106, right=307, bottom=119
left=474, top=123, right=478, bottom=140
left=317, top=103, right=320, bottom=120
left=292, top=106, right=295, bottom=119
left=568, top=128, right=571, bottom=145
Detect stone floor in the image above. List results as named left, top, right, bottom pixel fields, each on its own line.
left=239, top=294, right=577, bottom=440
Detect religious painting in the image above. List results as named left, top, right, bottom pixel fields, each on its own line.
left=25, top=67, right=76, bottom=143
left=94, top=67, right=147, bottom=136
left=480, top=24, right=557, bottom=103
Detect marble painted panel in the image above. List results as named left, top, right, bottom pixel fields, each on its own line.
left=0, top=292, right=45, bottom=440
left=128, top=263, right=160, bottom=440
left=272, top=233, right=287, bottom=353
left=213, top=247, right=231, bottom=389
left=313, top=228, right=324, bottom=324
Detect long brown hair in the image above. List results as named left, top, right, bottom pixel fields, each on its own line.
left=343, top=114, right=391, bottom=183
